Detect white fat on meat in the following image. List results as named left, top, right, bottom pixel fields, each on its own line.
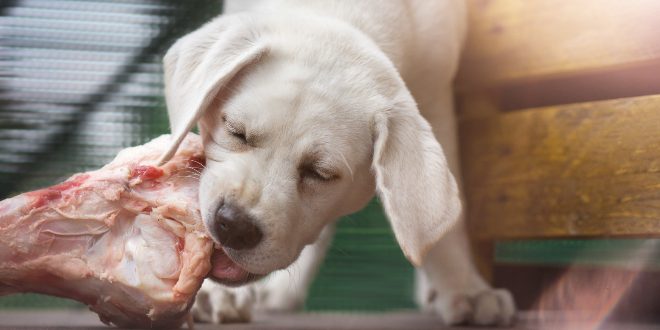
left=0, top=134, right=212, bottom=328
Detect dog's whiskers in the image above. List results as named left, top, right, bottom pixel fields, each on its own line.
left=336, top=150, right=354, bottom=181
left=182, top=168, right=203, bottom=175
left=178, top=171, right=201, bottom=178
left=188, top=159, right=206, bottom=169
left=172, top=171, right=202, bottom=181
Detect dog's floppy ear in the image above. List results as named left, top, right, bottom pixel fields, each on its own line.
left=372, top=92, right=462, bottom=267
left=157, top=17, right=268, bottom=165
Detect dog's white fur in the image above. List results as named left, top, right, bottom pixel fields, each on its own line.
left=161, top=0, right=515, bottom=325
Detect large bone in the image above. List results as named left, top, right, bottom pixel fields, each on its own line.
left=0, top=134, right=212, bottom=328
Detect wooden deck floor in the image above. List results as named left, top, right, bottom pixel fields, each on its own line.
left=1, top=310, right=660, bottom=330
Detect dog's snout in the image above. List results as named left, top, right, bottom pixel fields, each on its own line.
left=214, top=203, right=263, bottom=250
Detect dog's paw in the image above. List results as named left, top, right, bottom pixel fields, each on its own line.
left=431, top=289, right=516, bottom=326
left=191, top=280, right=256, bottom=324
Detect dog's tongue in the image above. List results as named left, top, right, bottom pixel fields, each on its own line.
left=211, top=249, right=249, bottom=282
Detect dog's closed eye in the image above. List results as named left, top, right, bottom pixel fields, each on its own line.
left=222, top=115, right=249, bottom=144
left=227, top=124, right=247, bottom=143
left=299, top=163, right=339, bottom=183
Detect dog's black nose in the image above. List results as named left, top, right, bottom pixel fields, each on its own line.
left=214, top=203, right=263, bottom=250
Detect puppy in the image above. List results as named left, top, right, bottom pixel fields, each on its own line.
left=158, top=0, right=515, bottom=326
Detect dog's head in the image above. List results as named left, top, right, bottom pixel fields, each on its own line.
left=158, top=14, right=461, bottom=285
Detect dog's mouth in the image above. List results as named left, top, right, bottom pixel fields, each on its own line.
left=209, top=248, right=262, bottom=286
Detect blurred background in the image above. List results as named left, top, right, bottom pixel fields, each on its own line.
left=0, top=0, right=415, bottom=312
left=2, top=0, right=660, bottom=326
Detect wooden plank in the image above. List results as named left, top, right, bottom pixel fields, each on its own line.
left=1, top=310, right=658, bottom=330
left=458, top=0, right=660, bottom=90
left=460, top=95, right=660, bottom=239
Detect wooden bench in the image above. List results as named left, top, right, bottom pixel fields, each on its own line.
left=456, top=0, right=660, bottom=280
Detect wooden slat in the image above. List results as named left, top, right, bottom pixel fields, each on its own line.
left=460, top=95, right=660, bottom=239
left=458, top=0, right=660, bottom=90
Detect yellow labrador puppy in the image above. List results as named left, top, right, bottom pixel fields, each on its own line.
left=158, top=0, right=515, bottom=326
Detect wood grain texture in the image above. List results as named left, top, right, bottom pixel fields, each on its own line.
left=457, top=0, right=660, bottom=90
left=460, top=95, right=660, bottom=239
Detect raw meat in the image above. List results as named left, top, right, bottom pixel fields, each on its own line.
left=0, top=134, right=213, bottom=328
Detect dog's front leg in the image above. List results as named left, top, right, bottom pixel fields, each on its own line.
left=192, top=224, right=335, bottom=323
left=255, top=223, right=335, bottom=312
left=416, top=88, right=516, bottom=326
left=191, top=280, right=256, bottom=323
